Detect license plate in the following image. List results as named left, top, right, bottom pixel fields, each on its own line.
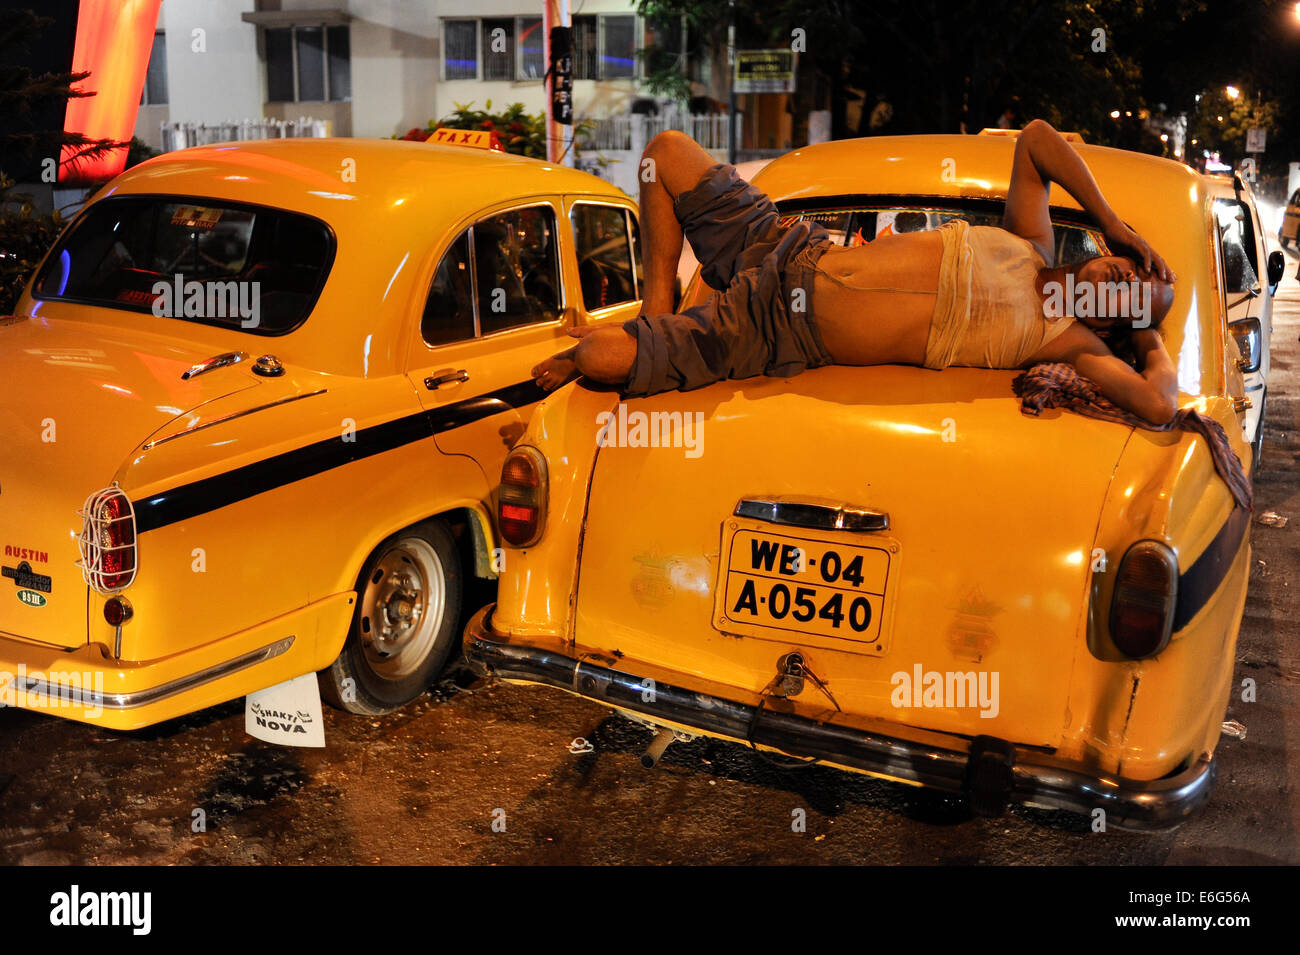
left=715, top=525, right=895, bottom=652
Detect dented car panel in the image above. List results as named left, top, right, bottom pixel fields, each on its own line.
left=467, top=133, right=1253, bottom=827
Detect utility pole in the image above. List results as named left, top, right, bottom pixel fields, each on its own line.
left=545, top=0, right=574, bottom=166
left=727, top=1, right=737, bottom=164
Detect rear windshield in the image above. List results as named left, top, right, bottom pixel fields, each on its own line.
left=778, top=201, right=1106, bottom=265
left=33, top=197, right=334, bottom=335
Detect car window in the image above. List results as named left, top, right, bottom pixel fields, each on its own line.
left=474, top=205, right=561, bottom=335
left=571, top=203, right=639, bottom=310
left=421, top=231, right=474, bottom=345
left=420, top=204, right=563, bottom=345
left=1214, top=198, right=1259, bottom=295
left=33, top=197, right=333, bottom=334
left=784, top=203, right=1104, bottom=265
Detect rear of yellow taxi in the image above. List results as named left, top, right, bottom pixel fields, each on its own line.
left=0, top=137, right=639, bottom=729
left=466, top=135, right=1253, bottom=828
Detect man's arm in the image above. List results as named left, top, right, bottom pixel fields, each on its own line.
left=1045, top=325, right=1178, bottom=425
left=1003, top=119, right=1173, bottom=280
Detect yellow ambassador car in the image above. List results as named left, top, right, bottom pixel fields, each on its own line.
left=466, top=132, right=1257, bottom=829
left=1, top=136, right=644, bottom=728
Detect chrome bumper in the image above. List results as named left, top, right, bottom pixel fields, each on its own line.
left=465, top=606, right=1216, bottom=831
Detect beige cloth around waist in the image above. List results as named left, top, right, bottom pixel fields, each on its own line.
left=924, top=219, right=1075, bottom=370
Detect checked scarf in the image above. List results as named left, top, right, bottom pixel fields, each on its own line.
left=1012, top=362, right=1252, bottom=511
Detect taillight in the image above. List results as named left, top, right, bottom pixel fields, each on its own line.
left=1109, top=540, right=1178, bottom=658
left=77, top=485, right=138, bottom=594
left=499, top=447, right=547, bottom=547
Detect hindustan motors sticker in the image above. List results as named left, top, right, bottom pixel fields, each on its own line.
left=245, top=672, right=325, bottom=747
left=16, top=589, right=46, bottom=608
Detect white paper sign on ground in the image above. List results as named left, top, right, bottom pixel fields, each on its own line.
left=245, top=673, right=325, bottom=747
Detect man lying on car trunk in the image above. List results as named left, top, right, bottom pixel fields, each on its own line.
left=531, top=119, right=1179, bottom=425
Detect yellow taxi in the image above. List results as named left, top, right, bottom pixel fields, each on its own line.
left=466, top=132, right=1256, bottom=829
left=0, top=136, right=643, bottom=729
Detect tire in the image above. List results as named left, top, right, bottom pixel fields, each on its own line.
left=1281, top=235, right=1290, bottom=250
left=319, top=519, right=463, bottom=715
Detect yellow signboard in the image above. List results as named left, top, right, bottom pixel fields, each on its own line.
left=734, top=50, right=796, bottom=94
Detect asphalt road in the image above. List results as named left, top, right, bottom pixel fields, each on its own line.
left=2, top=272, right=1297, bottom=867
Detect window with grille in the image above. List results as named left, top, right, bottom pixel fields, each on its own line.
left=264, top=25, right=351, bottom=102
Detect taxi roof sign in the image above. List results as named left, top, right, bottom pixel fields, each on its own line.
left=429, top=127, right=506, bottom=152
left=979, top=127, right=1086, bottom=143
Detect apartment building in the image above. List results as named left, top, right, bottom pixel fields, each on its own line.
left=134, top=0, right=690, bottom=150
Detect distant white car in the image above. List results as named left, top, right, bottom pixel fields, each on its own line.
left=1204, top=173, right=1285, bottom=470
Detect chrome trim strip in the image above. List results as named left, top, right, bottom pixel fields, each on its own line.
left=13, top=636, right=294, bottom=710
left=465, top=612, right=1215, bottom=830
left=141, top=390, right=328, bottom=450
left=181, top=351, right=248, bottom=380
left=735, top=497, right=891, bottom=533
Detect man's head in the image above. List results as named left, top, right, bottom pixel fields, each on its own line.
left=1069, top=255, right=1175, bottom=331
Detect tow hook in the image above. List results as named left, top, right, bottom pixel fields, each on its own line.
left=965, top=735, right=1017, bottom=817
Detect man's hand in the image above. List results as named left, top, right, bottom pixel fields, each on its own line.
left=1104, top=219, right=1176, bottom=283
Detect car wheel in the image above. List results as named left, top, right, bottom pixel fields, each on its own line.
left=1251, top=389, right=1266, bottom=483
left=1281, top=235, right=1289, bottom=250
left=320, top=519, right=463, bottom=715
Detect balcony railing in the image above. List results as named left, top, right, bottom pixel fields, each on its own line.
left=160, top=118, right=329, bottom=152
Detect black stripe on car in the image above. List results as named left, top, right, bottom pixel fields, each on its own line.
left=1172, top=505, right=1250, bottom=632
left=132, top=379, right=546, bottom=533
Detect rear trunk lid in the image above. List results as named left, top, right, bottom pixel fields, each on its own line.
left=0, top=315, right=258, bottom=648
left=572, top=365, right=1131, bottom=747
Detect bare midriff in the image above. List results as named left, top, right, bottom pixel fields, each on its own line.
left=811, top=230, right=945, bottom=365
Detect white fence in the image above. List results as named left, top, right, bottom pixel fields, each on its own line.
left=580, top=113, right=738, bottom=153
left=160, top=118, right=329, bottom=152
left=577, top=113, right=741, bottom=197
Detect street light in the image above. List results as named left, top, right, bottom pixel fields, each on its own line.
left=1226, top=85, right=1240, bottom=100
left=1110, top=110, right=1120, bottom=119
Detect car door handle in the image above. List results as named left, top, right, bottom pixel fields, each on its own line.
left=181, top=351, right=247, bottom=380
left=425, top=369, right=470, bottom=389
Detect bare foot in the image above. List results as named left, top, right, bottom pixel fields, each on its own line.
left=532, top=346, right=579, bottom=391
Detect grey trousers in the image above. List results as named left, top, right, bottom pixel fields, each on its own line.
left=622, top=163, right=835, bottom=398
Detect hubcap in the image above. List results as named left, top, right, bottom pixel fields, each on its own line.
left=358, top=538, right=445, bottom=680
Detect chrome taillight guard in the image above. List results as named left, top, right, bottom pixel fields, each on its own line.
left=77, top=484, right=138, bottom=595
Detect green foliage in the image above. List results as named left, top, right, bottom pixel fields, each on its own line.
left=125, top=136, right=160, bottom=170
left=0, top=9, right=128, bottom=315
left=630, top=0, right=1261, bottom=158
left=0, top=175, right=61, bottom=314
left=0, top=9, right=127, bottom=180
left=1189, top=86, right=1280, bottom=166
